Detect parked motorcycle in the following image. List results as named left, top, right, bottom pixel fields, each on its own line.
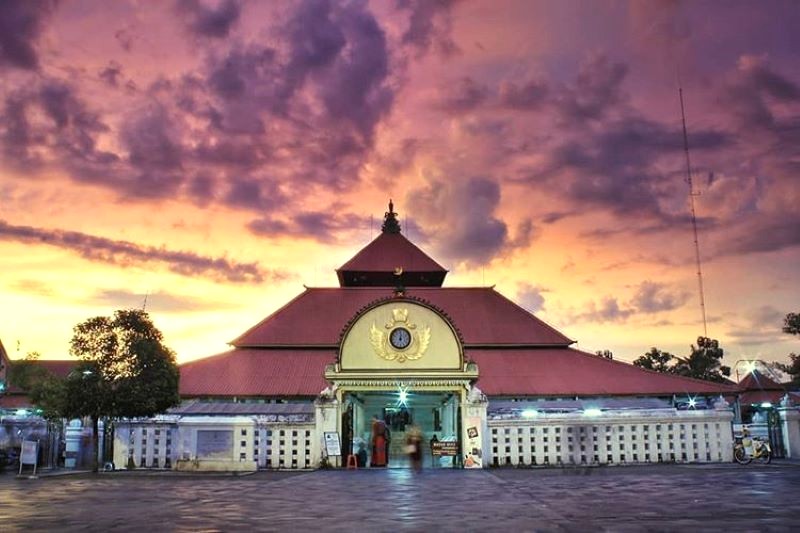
left=733, top=429, right=772, bottom=465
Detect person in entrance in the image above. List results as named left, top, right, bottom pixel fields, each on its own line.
left=370, top=415, right=390, bottom=467
left=405, top=424, right=423, bottom=472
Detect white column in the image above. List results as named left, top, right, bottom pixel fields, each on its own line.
left=778, top=407, right=800, bottom=459
left=315, top=398, right=340, bottom=467
left=463, top=386, right=488, bottom=468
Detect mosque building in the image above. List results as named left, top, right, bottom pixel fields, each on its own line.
left=107, top=203, right=797, bottom=470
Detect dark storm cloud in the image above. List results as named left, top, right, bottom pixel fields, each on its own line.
left=247, top=211, right=369, bottom=243
left=176, top=0, right=241, bottom=39
left=577, top=297, right=634, bottom=323
left=121, top=104, right=182, bottom=172
left=0, top=79, right=115, bottom=171
left=0, top=220, right=285, bottom=284
left=629, top=281, right=689, bottom=313
left=719, top=217, right=800, bottom=256
left=180, top=0, right=393, bottom=209
left=574, top=281, right=688, bottom=324
left=556, top=55, right=628, bottom=122
left=0, top=0, right=57, bottom=71
left=408, top=176, right=532, bottom=265
left=535, top=113, right=728, bottom=223
left=99, top=61, right=123, bottom=87
left=397, top=0, right=459, bottom=57
left=499, top=78, right=549, bottom=110
left=727, top=57, right=800, bottom=130
left=118, top=104, right=185, bottom=197
left=1, top=1, right=395, bottom=233
left=317, top=4, right=392, bottom=142
left=516, top=283, right=547, bottom=313
left=436, top=77, right=489, bottom=113
left=709, top=58, right=800, bottom=257
left=224, top=176, right=286, bottom=211
left=87, top=289, right=233, bottom=313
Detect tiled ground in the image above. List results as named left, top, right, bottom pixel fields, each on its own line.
left=0, top=463, right=797, bottom=532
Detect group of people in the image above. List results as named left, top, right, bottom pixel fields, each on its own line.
left=367, top=415, right=424, bottom=471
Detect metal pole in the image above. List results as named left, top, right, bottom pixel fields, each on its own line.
left=679, top=88, right=708, bottom=337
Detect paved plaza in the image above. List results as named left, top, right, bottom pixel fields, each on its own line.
left=0, top=463, right=798, bottom=532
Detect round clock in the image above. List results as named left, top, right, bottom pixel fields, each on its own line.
left=389, top=327, right=412, bottom=350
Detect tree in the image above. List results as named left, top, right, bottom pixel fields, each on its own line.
left=783, top=312, right=800, bottom=335
left=672, top=336, right=731, bottom=383
left=633, top=347, right=675, bottom=373
left=65, top=309, right=180, bottom=472
left=775, top=312, right=800, bottom=385
left=595, top=350, right=613, bottom=360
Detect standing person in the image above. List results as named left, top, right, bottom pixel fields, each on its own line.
left=406, top=424, right=423, bottom=472
left=370, top=415, right=388, bottom=467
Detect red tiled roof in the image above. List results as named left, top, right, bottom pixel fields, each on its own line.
left=179, top=347, right=740, bottom=398
left=470, top=348, right=740, bottom=397
left=738, top=370, right=785, bottom=391
left=739, top=390, right=784, bottom=406
left=0, top=395, right=32, bottom=408
left=232, top=287, right=574, bottom=347
left=3, top=359, right=77, bottom=394
left=180, top=349, right=333, bottom=397
left=337, top=232, right=446, bottom=275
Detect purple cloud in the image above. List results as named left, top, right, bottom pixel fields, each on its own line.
left=0, top=0, right=56, bottom=71
left=397, top=0, right=459, bottom=57
left=176, top=0, right=241, bottom=39
left=0, top=220, right=287, bottom=284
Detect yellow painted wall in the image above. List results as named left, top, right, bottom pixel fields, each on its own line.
left=340, top=301, right=461, bottom=371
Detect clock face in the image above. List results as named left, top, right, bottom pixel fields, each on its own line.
left=389, top=327, right=412, bottom=350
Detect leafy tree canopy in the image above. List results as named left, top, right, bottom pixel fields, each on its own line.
left=783, top=312, right=800, bottom=336
left=775, top=312, right=800, bottom=385
left=67, top=309, right=180, bottom=419
left=672, top=336, right=731, bottom=383
left=633, top=347, right=675, bottom=373
left=61, top=309, right=180, bottom=472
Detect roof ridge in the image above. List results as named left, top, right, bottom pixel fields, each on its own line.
left=230, top=288, right=312, bottom=346
left=486, top=287, right=576, bottom=345
left=569, top=348, right=740, bottom=392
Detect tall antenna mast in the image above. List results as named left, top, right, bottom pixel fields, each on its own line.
left=679, top=87, right=708, bottom=337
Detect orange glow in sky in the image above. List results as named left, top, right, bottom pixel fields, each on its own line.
left=1, top=1, right=798, bottom=369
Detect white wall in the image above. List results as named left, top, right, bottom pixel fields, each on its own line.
left=488, top=409, right=734, bottom=466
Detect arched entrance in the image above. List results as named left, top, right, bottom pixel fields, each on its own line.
left=326, top=298, right=480, bottom=468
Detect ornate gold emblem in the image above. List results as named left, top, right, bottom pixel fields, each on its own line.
left=369, top=308, right=431, bottom=363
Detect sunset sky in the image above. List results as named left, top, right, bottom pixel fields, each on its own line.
left=1, top=0, right=798, bottom=373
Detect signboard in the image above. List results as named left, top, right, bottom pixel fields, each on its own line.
left=324, top=432, right=341, bottom=457
left=21, top=440, right=38, bottom=465
left=196, top=430, right=233, bottom=460
left=431, top=441, right=458, bottom=457
left=19, top=440, right=38, bottom=476
left=464, top=417, right=483, bottom=468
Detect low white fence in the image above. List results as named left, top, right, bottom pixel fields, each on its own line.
left=114, top=417, right=318, bottom=471
left=488, top=409, right=734, bottom=466
left=114, top=405, right=736, bottom=470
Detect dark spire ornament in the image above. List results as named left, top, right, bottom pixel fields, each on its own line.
left=381, top=199, right=401, bottom=234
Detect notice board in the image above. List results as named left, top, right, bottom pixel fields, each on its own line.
left=324, top=432, right=341, bottom=456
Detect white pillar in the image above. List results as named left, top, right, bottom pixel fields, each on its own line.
left=463, top=386, right=489, bottom=468
left=778, top=407, right=800, bottom=459
left=315, top=397, right=340, bottom=467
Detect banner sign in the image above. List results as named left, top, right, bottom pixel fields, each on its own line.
left=464, top=417, right=483, bottom=468
left=431, top=441, right=458, bottom=457
left=19, top=440, right=39, bottom=476
left=20, top=440, right=38, bottom=465
left=324, top=432, right=341, bottom=457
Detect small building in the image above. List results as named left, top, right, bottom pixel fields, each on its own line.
left=113, top=204, right=798, bottom=470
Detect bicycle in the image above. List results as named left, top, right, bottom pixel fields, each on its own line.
left=733, top=429, right=772, bottom=465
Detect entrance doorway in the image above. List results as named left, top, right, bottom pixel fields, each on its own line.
left=342, top=391, right=460, bottom=469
